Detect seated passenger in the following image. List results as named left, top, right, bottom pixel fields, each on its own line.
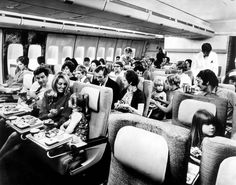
left=196, top=69, right=234, bottom=123
left=115, top=70, right=145, bottom=115
left=190, top=109, right=218, bottom=160
left=60, top=93, right=90, bottom=143
left=61, top=60, right=76, bottom=80
left=39, top=72, right=72, bottom=127
left=28, top=66, right=51, bottom=116
left=73, top=65, right=90, bottom=83
left=154, top=74, right=182, bottom=118
left=0, top=56, right=29, bottom=92
left=92, top=65, right=120, bottom=109
left=149, top=77, right=166, bottom=120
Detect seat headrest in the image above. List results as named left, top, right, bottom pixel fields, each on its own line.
left=114, top=126, right=168, bottom=183
left=81, top=86, right=100, bottom=112
left=178, top=99, right=216, bottom=126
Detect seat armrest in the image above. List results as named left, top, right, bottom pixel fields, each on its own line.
left=47, top=136, right=107, bottom=158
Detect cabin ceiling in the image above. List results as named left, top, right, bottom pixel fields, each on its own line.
left=0, top=0, right=235, bottom=39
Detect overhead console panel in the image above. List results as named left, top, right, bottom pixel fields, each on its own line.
left=72, top=0, right=214, bottom=38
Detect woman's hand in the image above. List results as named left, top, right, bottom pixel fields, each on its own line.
left=48, top=109, right=58, bottom=118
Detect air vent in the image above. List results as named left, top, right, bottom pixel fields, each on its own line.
left=45, top=20, right=62, bottom=25
left=110, top=0, right=149, bottom=13
left=64, top=23, right=75, bottom=26
left=152, top=11, right=175, bottom=21
left=177, top=20, right=193, bottom=27
left=22, top=16, right=44, bottom=22
left=194, top=25, right=205, bottom=31
left=206, top=29, right=215, bottom=34
left=1, top=13, right=21, bottom=19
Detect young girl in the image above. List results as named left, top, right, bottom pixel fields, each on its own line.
left=60, top=92, right=90, bottom=143
left=191, top=109, right=218, bottom=148
left=149, top=77, right=166, bottom=120
left=190, top=109, right=218, bottom=160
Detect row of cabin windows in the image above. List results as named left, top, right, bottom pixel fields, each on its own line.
left=7, top=43, right=136, bottom=76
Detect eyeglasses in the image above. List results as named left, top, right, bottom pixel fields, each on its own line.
left=113, top=65, right=121, bottom=68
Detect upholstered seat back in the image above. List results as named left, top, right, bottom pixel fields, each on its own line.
left=73, top=82, right=112, bottom=139
left=114, top=126, right=168, bottom=183
left=108, top=113, right=190, bottom=185
left=177, top=99, right=216, bottom=127
left=172, top=92, right=228, bottom=136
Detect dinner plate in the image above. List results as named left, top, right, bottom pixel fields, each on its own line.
left=8, top=115, right=18, bottom=120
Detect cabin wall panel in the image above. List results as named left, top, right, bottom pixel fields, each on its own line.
left=2, top=28, right=46, bottom=80
left=74, top=35, right=99, bottom=63
left=96, top=37, right=116, bottom=62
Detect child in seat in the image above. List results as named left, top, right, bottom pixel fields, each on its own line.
left=190, top=109, right=218, bottom=162
left=149, top=77, right=167, bottom=120
left=60, top=92, right=90, bottom=143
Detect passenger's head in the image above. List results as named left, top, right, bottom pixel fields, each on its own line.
left=74, top=65, right=87, bottom=80
left=201, top=43, right=212, bottom=57
left=17, top=56, right=29, bottom=70
left=123, top=70, right=139, bottom=88
left=153, top=78, right=164, bottom=92
left=196, top=69, right=218, bottom=91
left=94, top=65, right=109, bottom=84
left=83, top=57, right=90, bottom=67
left=191, top=109, right=217, bottom=147
left=69, top=92, right=88, bottom=112
left=61, top=61, right=75, bottom=77
left=133, top=65, right=145, bottom=77
left=185, top=59, right=192, bottom=70
left=34, top=66, right=50, bottom=87
left=166, top=74, right=181, bottom=90
left=113, top=61, right=123, bottom=73
left=90, top=60, right=101, bottom=72
left=51, top=72, right=70, bottom=95
left=37, top=56, right=45, bottom=65
left=115, top=56, right=120, bottom=62
left=99, top=58, right=106, bottom=65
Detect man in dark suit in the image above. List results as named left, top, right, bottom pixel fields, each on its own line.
left=92, top=65, right=120, bottom=108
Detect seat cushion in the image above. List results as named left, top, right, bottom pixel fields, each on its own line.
left=114, top=126, right=168, bottom=183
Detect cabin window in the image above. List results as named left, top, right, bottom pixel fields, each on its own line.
left=115, top=48, right=122, bottom=58
left=106, top=47, right=114, bottom=62
left=28, top=44, right=42, bottom=71
left=87, top=47, right=96, bottom=60
left=74, top=46, right=84, bottom=65
left=47, top=45, right=59, bottom=65
left=62, top=46, right=73, bottom=64
left=7, top=43, right=23, bottom=76
left=97, top=47, right=105, bottom=60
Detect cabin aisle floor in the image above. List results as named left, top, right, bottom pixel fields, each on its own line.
left=0, top=144, right=111, bottom=185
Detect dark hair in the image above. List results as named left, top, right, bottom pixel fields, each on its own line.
left=191, top=109, right=217, bottom=147
left=185, top=59, right=192, bottom=67
left=114, top=61, right=123, bottom=68
left=91, top=59, right=101, bottom=67
left=84, top=57, right=90, bottom=62
left=94, top=65, right=109, bottom=76
left=125, top=70, right=139, bottom=86
left=223, top=69, right=236, bottom=84
left=61, top=61, right=75, bottom=73
left=99, top=58, right=106, bottom=65
left=34, top=66, right=50, bottom=77
left=197, top=69, right=218, bottom=87
left=201, top=43, right=212, bottom=53
left=71, top=58, right=78, bottom=68
left=37, top=56, right=45, bottom=65
left=116, top=56, right=120, bottom=60
left=134, top=65, right=145, bottom=73
left=17, top=56, right=29, bottom=67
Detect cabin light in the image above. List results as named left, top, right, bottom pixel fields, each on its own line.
left=6, top=3, right=20, bottom=9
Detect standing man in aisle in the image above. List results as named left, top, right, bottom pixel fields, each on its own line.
left=191, top=43, right=218, bottom=77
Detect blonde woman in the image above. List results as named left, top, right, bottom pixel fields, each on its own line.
left=39, top=72, right=72, bottom=127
